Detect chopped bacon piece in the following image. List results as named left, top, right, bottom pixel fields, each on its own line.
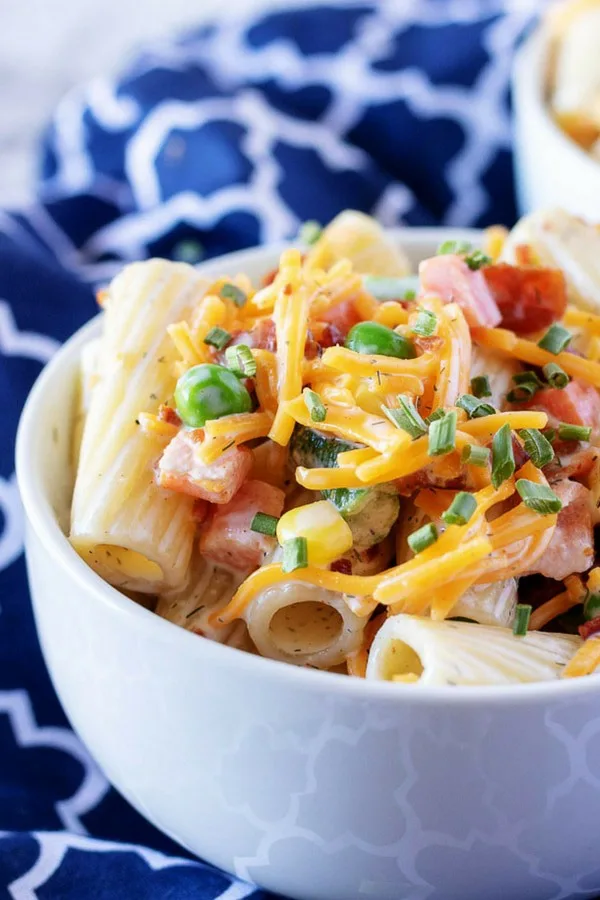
left=230, top=318, right=276, bottom=352
left=157, top=431, right=252, bottom=504
left=158, top=404, right=181, bottom=427
left=199, top=479, right=285, bottom=570
left=545, top=446, right=599, bottom=483
left=418, top=254, right=501, bottom=328
left=528, top=480, right=594, bottom=580
left=482, top=264, right=567, bottom=334
left=512, top=434, right=530, bottom=471
left=579, top=617, right=600, bottom=640
left=523, top=381, right=600, bottom=434
left=261, top=267, right=278, bottom=287
left=319, top=298, right=361, bottom=340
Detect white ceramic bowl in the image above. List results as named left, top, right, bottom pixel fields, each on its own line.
left=513, top=24, right=600, bottom=219
left=16, top=230, right=600, bottom=900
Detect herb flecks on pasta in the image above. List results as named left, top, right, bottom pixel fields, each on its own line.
left=70, top=209, right=600, bottom=684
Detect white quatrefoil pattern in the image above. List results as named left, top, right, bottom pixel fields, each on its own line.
left=0, top=2, right=571, bottom=898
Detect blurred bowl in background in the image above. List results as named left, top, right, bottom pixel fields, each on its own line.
left=513, top=24, right=600, bottom=219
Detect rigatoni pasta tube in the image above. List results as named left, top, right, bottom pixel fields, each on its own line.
left=243, top=580, right=366, bottom=668
left=70, top=259, right=210, bottom=593
left=155, top=555, right=242, bottom=643
left=366, top=614, right=581, bottom=686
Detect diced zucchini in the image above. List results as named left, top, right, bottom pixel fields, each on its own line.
left=344, top=489, right=400, bottom=549
left=289, top=426, right=358, bottom=470
left=321, top=486, right=371, bottom=516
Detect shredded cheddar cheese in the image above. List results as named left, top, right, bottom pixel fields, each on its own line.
left=473, top=326, right=600, bottom=388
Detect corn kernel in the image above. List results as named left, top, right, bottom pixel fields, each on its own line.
left=276, top=500, right=353, bottom=566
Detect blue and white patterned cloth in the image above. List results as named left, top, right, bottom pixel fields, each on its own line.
left=0, top=2, right=540, bottom=896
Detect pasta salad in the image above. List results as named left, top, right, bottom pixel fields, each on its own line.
left=69, top=209, right=600, bottom=686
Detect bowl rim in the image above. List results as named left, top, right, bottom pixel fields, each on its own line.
left=513, top=21, right=600, bottom=177
left=16, top=229, right=600, bottom=705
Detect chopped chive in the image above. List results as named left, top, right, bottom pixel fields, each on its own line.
left=250, top=512, right=279, bottom=537
left=203, top=326, right=232, bottom=350
left=442, top=491, right=477, bottom=526
left=411, top=307, right=437, bottom=337
left=461, top=443, right=491, bottom=467
left=470, top=375, right=492, bottom=398
left=456, top=394, right=496, bottom=419
left=513, top=603, right=532, bottom=636
left=299, top=220, right=322, bottom=245
left=282, top=537, right=309, bottom=573
left=383, top=394, right=428, bottom=439
left=425, top=408, right=446, bottom=424
left=515, top=479, right=563, bottom=514
left=408, top=522, right=438, bottom=554
left=543, top=427, right=557, bottom=444
left=518, top=428, right=554, bottom=468
left=543, top=362, right=569, bottom=389
left=491, top=423, right=515, bottom=488
left=225, top=343, right=257, bottom=377
left=303, top=388, right=327, bottom=423
left=428, top=410, right=457, bottom=456
left=220, top=283, right=247, bottom=308
left=507, top=385, right=537, bottom=403
left=584, top=592, right=600, bottom=621
left=514, top=370, right=544, bottom=389
left=557, top=422, right=592, bottom=442
left=537, top=323, right=572, bottom=355
left=363, top=275, right=420, bottom=301
left=403, top=289, right=416, bottom=301
left=464, top=249, right=492, bottom=270
left=437, top=239, right=472, bottom=256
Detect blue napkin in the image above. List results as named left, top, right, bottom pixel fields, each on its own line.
left=0, top=3, right=536, bottom=897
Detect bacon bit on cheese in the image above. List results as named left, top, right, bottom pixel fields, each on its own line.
left=199, top=479, right=285, bottom=571
left=418, top=254, right=502, bottom=328
left=157, top=431, right=252, bottom=504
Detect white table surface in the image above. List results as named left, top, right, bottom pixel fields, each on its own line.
left=0, top=0, right=276, bottom=208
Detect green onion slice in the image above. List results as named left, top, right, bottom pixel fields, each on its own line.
left=514, top=370, right=544, bottom=389
left=491, top=423, right=515, bottom=488
left=220, top=283, right=247, bottom=308
left=543, top=362, right=570, bottom=389
left=411, top=308, right=437, bottom=337
left=456, top=394, right=496, bottom=419
left=461, top=443, right=491, bottom=467
left=282, top=537, right=309, bottom=573
left=303, top=388, right=327, bottom=423
left=250, top=512, right=279, bottom=537
left=437, top=239, right=472, bottom=256
left=203, top=326, right=232, bottom=350
left=537, top=323, right=572, bottom=355
left=442, top=492, right=477, bottom=526
left=518, top=428, right=554, bottom=468
left=425, top=408, right=446, bottom=424
left=515, top=479, right=563, bottom=515
left=384, top=395, right=428, bottom=439
left=470, top=375, right=492, bottom=398
left=363, top=275, right=420, bottom=302
left=300, top=220, right=322, bottom=245
left=225, top=343, right=257, bottom=377
left=557, top=422, right=592, bottom=442
left=407, top=522, right=438, bottom=554
left=584, top=592, right=600, bottom=621
left=507, top=385, right=537, bottom=403
left=428, top=410, right=457, bottom=457
left=513, top=604, right=532, bottom=636
left=464, top=249, right=492, bottom=270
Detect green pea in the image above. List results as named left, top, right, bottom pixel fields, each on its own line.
left=175, top=363, right=252, bottom=427
left=345, top=321, right=416, bottom=359
left=584, top=592, right=600, bottom=621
